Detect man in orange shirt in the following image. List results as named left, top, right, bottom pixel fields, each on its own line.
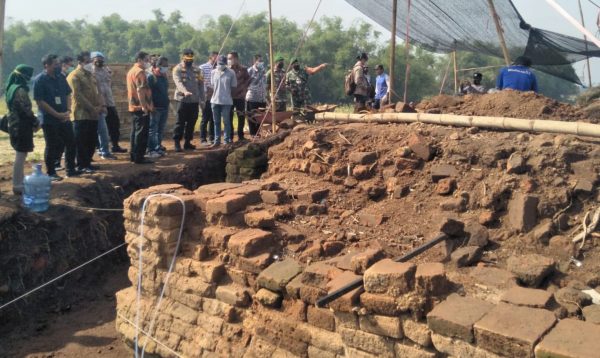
left=126, top=51, right=154, bottom=164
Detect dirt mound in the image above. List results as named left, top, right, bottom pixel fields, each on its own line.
left=416, top=91, right=592, bottom=123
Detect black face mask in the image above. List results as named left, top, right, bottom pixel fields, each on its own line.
left=184, top=61, right=193, bottom=68
left=277, top=62, right=284, bottom=70
left=96, top=61, right=104, bottom=67
left=293, top=64, right=300, bottom=71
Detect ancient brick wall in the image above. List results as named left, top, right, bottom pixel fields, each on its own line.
left=115, top=181, right=600, bottom=358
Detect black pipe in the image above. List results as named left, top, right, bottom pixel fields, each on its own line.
left=315, top=232, right=448, bottom=308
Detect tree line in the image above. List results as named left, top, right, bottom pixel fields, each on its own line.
left=4, top=10, right=580, bottom=103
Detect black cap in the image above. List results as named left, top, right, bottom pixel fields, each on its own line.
left=473, top=72, right=483, bottom=79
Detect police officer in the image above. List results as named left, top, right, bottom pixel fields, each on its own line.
left=285, top=58, right=327, bottom=111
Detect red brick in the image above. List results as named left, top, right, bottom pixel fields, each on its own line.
left=435, top=178, right=456, bottom=195
left=407, top=132, right=434, bottom=161
left=301, top=262, right=343, bottom=287
left=260, top=190, right=288, bottom=205
left=506, top=254, right=555, bottom=288
left=360, top=292, right=404, bottom=316
left=426, top=293, right=494, bottom=342
left=325, top=271, right=362, bottom=312
left=257, top=258, right=303, bottom=292
left=206, top=194, right=250, bottom=214
left=282, top=299, right=307, bottom=322
left=349, top=151, right=378, bottom=165
left=415, top=262, right=449, bottom=296
left=358, top=213, right=387, bottom=227
left=244, top=210, right=275, bottom=228
left=364, top=259, right=416, bottom=296
left=221, top=184, right=261, bottom=205
left=307, top=305, right=335, bottom=331
left=351, top=249, right=384, bottom=274
left=338, top=327, right=395, bottom=356
left=196, top=182, right=243, bottom=194
left=430, top=164, right=458, bottom=183
left=215, top=283, right=251, bottom=307
left=500, top=286, right=554, bottom=308
left=202, top=226, right=238, bottom=249
left=470, top=266, right=518, bottom=290
left=228, top=229, right=273, bottom=257
left=233, top=252, right=273, bottom=274
left=299, top=284, right=327, bottom=305
left=296, top=189, right=329, bottom=203
left=507, top=193, right=539, bottom=233
left=474, top=303, right=556, bottom=357
left=535, top=318, right=600, bottom=358
left=359, top=315, right=403, bottom=339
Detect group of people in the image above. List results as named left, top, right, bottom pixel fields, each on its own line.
left=459, top=56, right=539, bottom=95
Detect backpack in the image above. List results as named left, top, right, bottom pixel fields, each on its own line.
left=344, top=68, right=356, bottom=96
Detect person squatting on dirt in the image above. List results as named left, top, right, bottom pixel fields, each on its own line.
left=4, top=65, right=39, bottom=194
left=126, top=51, right=155, bottom=164
left=227, top=51, right=251, bottom=142
left=245, top=54, right=267, bottom=137
left=460, top=72, right=486, bottom=95
left=172, top=48, right=204, bottom=152
left=210, top=55, right=237, bottom=147
left=496, top=56, right=538, bottom=93
left=90, top=51, right=116, bottom=161
left=34, top=54, right=78, bottom=181
left=352, top=52, right=370, bottom=113
left=199, top=51, right=219, bottom=145
left=285, top=58, right=328, bottom=111
left=266, top=54, right=287, bottom=112
left=147, top=56, right=170, bottom=158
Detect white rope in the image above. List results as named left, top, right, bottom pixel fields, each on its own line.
left=0, top=242, right=126, bottom=311
left=117, top=313, right=184, bottom=358
left=572, top=206, right=600, bottom=248
left=59, top=203, right=124, bottom=212
left=133, top=194, right=187, bottom=358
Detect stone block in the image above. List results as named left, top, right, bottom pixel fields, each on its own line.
left=403, top=319, right=432, bottom=347
left=470, top=266, right=518, bottom=290
left=282, top=299, right=307, bottom=322
left=299, top=284, right=327, bottom=305
left=431, top=333, right=503, bottom=358
left=415, top=262, right=448, bottom=296
left=358, top=213, right=387, bottom=227
left=507, top=152, right=526, bottom=174
left=255, top=288, right=282, bottom=308
left=500, top=286, right=554, bottom=308
left=435, top=178, right=456, bottom=195
left=196, top=182, right=243, bottom=194
left=451, top=246, right=483, bottom=267
left=228, top=229, right=273, bottom=257
left=426, top=293, right=494, bottom=342
left=474, top=303, right=556, bottom=357
left=245, top=210, right=275, bottom=228
left=206, top=194, right=250, bottom=215
left=307, top=346, right=336, bottom=358
left=535, top=318, right=600, bottom=358
left=233, top=252, right=273, bottom=275
left=359, top=314, right=403, bottom=339
left=407, top=132, right=434, bottom=161
left=334, top=311, right=359, bottom=329
left=465, top=221, right=490, bottom=247
left=338, top=327, right=396, bottom=357
left=554, top=287, right=593, bottom=315
left=364, top=259, right=416, bottom=296
left=202, top=226, right=238, bottom=249
left=301, top=262, right=343, bottom=287
left=202, top=298, right=235, bottom=322
left=307, top=305, right=335, bottom=331
left=394, top=343, right=437, bottom=358
left=273, top=223, right=305, bottom=243
left=257, top=258, right=303, bottom=293
left=349, top=151, right=378, bottom=165
left=285, top=274, right=304, bottom=299
left=430, top=164, right=458, bottom=182
left=221, top=184, right=262, bottom=205
left=215, top=284, right=251, bottom=307
left=296, top=189, right=329, bottom=203
left=195, top=312, right=224, bottom=334
left=507, top=254, right=555, bottom=288
left=352, top=165, right=373, bottom=180
left=351, top=249, right=385, bottom=274
left=360, top=292, right=404, bottom=316
left=260, top=190, right=288, bottom=205
left=507, top=193, right=539, bottom=233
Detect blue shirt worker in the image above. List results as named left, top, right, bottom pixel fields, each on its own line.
left=373, top=64, right=390, bottom=110
left=496, top=56, right=538, bottom=93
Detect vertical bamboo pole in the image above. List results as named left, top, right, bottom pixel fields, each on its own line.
left=389, top=0, right=397, bottom=105
left=402, top=0, right=412, bottom=104
left=487, top=0, right=511, bottom=66
left=268, top=0, right=276, bottom=133
left=578, top=0, right=593, bottom=87
left=0, top=0, right=6, bottom=93
left=453, top=50, right=458, bottom=94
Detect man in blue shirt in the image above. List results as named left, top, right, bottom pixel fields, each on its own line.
left=147, top=56, right=170, bottom=157
left=33, top=54, right=78, bottom=180
left=373, top=64, right=390, bottom=110
left=496, top=56, right=538, bottom=93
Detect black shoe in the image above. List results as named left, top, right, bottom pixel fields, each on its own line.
left=174, top=141, right=182, bottom=152
left=112, top=146, right=127, bottom=153
left=134, top=159, right=154, bottom=165
left=183, top=142, right=196, bottom=150
left=88, top=164, right=100, bottom=170
left=66, top=169, right=82, bottom=177
left=49, top=174, right=63, bottom=182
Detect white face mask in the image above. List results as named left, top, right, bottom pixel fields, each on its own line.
left=160, top=66, right=169, bottom=75
left=227, top=60, right=233, bottom=67
left=83, top=63, right=93, bottom=72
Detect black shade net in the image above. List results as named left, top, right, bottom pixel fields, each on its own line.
left=344, top=0, right=600, bottom=85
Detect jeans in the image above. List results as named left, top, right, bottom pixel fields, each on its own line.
left=42, top=120, right=76, bottom=175
left=148, top=108, right=169, bottom=152
left=129, top=111, right=150, bottom=163
left=200, top=99, right=214, bottom=142
left=97, top=113, right=111, bottom=156
left=105, top=106, right=121, bottom=148
left=246, top=101, right=267, bottom=136
left=74, top=120, right=98, bottom=169
left=228, top=98, right=246, bottom=140
left=211, top=104, right=232, bottom=144
left=173, top=101, right=199, bottom=143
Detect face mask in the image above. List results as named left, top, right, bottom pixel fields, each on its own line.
left=293, top=64, right=300, bottom=71
left=96, top=60, right=104, bottom=68
left=218, top=64, right=227, bottom=71
left=54, top=66, right=62, bottom=76
left=160, top=66, right=169, bottom=75
left=83, top=63, right=93, bottom=72
left=277, top=62, right=284, bottom=70
left=184, top=61, right=193, bottom=68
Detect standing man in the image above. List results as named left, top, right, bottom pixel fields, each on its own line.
left=211, top=55, right=237, bottom=147
left=286, top=58, right=327, bottom=111
left=353, top=52, right=370, bottom=113
left=496, top=56, right=538, bottom=93
left=33, top=54, right=78, bottom=181
left=227, top=51, right=250, bottom=142
left=126, top=51, right=154, bottom=164
left=266, top=54, right=287, bottom=112
left=199, top=51, right=218, bottom=145
left=245, top=54, right=267, bottom=136
left=91, top=51, right=116, bottom=160
left=147, top=56, right=170, bottom=157
left=172, top=48, right=204, bottom=152
left=67, top=51, right=105, bottom=173
left=60, top=56, right=75, bottom=77
left=373, top=64, right=390, bottom=110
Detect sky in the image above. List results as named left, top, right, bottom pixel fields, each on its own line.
left=5, top=0, right=600, bottom=84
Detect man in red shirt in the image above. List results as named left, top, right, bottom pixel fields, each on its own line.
left=126, top=51, right=154, bottom=164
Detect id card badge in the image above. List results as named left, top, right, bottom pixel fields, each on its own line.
left=55, top=97, right=62, bottom=105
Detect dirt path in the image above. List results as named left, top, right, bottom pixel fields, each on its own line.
left=3, top=266, right=132, bottom=358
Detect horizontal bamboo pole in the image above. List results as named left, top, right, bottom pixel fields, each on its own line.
left=315, top=112, right=600, bottom=138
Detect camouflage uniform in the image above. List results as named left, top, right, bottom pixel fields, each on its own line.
left=286, top=68, right=311, bottom=110
left=266, top=68, right=287, bottom=112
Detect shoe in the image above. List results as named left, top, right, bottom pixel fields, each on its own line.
left=183, top=142, right=196, bottom=150
left=49, top=174, right=63, bottom=182
left=112, top=146, right=127, bottom=153
left=101, top=153, right=117, bottom=160
left=66, top=169, right=82, bottom=177
left=157, top=149, right=166, bottom=156
left=147, top=151, right=162, bottom=159
left=55, top=163, right=64, bottom=171
left=174, top=141, right=182, bottom=152
left=134, top=159, right=154, bottom=164
left=78, top=167, right=94, bottom=174
left=88, top=164, right=100, bottom=170
left=159, top=145, right=167, bottom=152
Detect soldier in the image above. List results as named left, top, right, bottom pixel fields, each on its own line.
left=266, top=54, right=287, bottom=112
left=285, top=58, right=327, bottom=111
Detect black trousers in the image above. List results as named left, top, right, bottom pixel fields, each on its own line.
left=228, top=98, right=246, bottom=140
left=246, top=101, right=267, bottom=136
left=129, top=111, right=150, bottom=163
left=173, top=101, right=199, bottom=142
left=106, top=106, right=121, bottom=147
left=42, top=120, right=76, bottom=175
left=200, top=99, right=214, bottom=142
left=74, top=120, right=98, bottom=169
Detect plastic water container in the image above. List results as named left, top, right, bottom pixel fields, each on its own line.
left=23, top=164, right=51, bottom=212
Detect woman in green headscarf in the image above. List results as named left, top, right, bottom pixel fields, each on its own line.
left=5, top=64, right=39, bottom=195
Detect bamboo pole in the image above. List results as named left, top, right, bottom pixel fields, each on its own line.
left=487, top=0, right=511, bottom=66
left=268, top=0, right=276, bottom=133
left=389, top=0, right=397, bottom=105
left=402, top=0, right=412, bottom=104
left=315, top=112, right=600, bottom=138
left=452, top=51, right=458, bottom=94
left=578, top=0, right=593, bottom=87
left=544, top=0, right=600, bottom=48
left=0, top=0, right=5, bottom=93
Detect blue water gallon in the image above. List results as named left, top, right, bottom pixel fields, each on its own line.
left=23, top=164, right=51, bottom=212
